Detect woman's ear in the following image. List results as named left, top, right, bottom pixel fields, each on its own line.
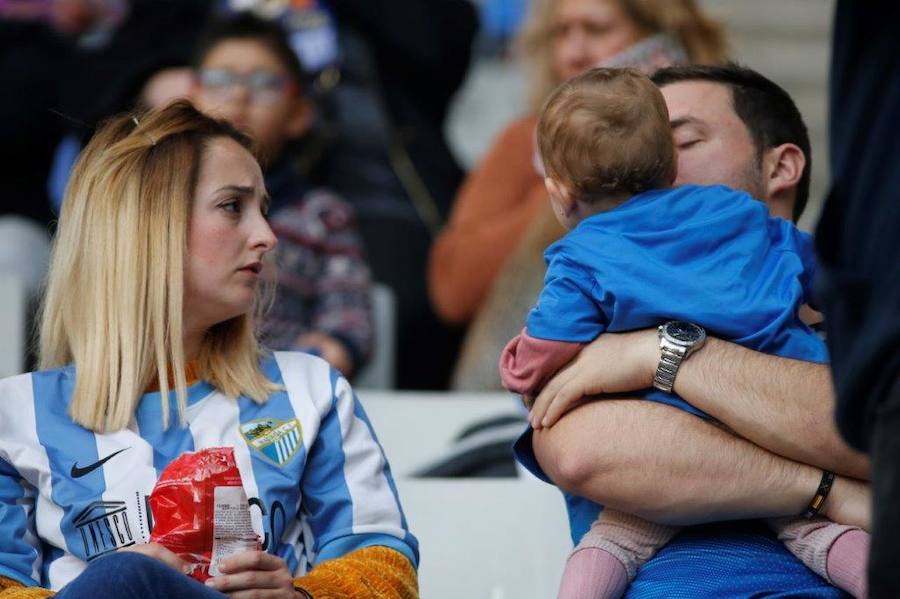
left=284, top=96, right=314, bottom=140
left=763, top=142, right=806, bottom=220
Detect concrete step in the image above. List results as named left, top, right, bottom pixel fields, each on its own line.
left=701, top=0, right=834, bottom=39
left=729, top=37, right=831, bottom=88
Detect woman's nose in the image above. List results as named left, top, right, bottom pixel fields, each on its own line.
left=253, top=216, right=278, bottom=254
left=560, top=32, right=593, bottom=77
left=562, top=28, right=590, bottom=60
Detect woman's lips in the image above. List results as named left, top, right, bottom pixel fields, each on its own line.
left=238, top=263, right=262, bottom=275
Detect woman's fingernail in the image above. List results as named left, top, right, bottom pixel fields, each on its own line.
left=205, top=579, right=216, bottom=586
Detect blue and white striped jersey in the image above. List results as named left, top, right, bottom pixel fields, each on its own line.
left=0, top=352, right=417, bottom=591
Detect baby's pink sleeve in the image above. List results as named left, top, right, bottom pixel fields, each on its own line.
left=499, top=329, right=584, bottom=396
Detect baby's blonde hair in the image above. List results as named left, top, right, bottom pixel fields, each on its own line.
left=537, top=68, right=676, bottom=202
left=39, top=100, right=279, bottom=433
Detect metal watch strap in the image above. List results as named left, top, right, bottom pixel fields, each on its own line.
left=654, top=344, right=686, bottom=393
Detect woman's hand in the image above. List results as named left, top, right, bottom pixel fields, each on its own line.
left=205, top=550, right=300, bottom=598
left=119, top=542, right=189, bottom=573
left=530, top=329, right=658, bottom=429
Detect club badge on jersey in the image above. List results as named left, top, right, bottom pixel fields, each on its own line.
left=240, top=417, right=303, bottom=466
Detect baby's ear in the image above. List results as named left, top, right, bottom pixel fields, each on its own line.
left=285, top=96, right=314, bottom=140
left=545, top=178, right=575, bottom=214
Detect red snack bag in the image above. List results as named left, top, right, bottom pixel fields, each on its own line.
left=149, top=447, right=260, bottom=582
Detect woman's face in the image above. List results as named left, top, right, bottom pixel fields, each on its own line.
left=183, top=137, right=277, bottom=333
left=550, top=0, right=644, bottom=82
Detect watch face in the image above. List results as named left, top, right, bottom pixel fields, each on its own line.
left=665, top=321, right=704, bottom=344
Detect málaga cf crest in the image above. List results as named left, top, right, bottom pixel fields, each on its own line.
left=240, top=418, right=302, bottom=466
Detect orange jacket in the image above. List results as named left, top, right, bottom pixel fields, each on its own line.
left=428, top=116, right=547, bottom=324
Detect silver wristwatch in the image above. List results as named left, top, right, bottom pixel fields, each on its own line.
left=653, top=321, right=707, bottom=393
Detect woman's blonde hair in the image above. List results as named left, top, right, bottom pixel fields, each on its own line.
left=39, top=100, right=279, bottom=433
left=519, top=0, right=729, bottom=113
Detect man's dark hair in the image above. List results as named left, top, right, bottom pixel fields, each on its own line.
left=651, top=63, right=811, bottom=222
left=193, top=12, right=305, bottom=89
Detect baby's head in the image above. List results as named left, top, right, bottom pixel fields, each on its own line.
left=191, top=13, right=311, bottom=165
left=537, top=68, right=676, bottom=229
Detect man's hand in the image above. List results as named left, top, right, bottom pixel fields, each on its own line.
left=205, top=550, right=300, bottom=598
left=530, top=329, right=658, bottom=429
left=120, top=542, right=188, bottom=573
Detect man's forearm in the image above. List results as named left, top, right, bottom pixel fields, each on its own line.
left=676, top=338, right=869, bottom=479
left=533, top=399, right=826, bottom=526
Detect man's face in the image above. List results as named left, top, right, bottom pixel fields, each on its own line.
left=660, top=81, right=768, bottom=202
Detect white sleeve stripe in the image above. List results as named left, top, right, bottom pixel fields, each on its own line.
left=332, top=374, right=404, bottom=534
left=272, top=352, right=328, bottom=562
left=274, top=352, right=334, bottom=429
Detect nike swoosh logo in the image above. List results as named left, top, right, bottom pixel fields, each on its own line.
left=70, top=447, right=130, bottom=478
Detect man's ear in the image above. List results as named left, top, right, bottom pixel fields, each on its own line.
left=284, top=96, right=314, bottom=140
left=545, top=177, right=576, bottom=215
left=762, top=142, right=805, bottom=220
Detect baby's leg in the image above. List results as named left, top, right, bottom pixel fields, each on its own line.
left=768, top=516, right=869, bottom=598
left=558, top=509, right=680, bottom=599
left=558, top=547, right=628, bottom=599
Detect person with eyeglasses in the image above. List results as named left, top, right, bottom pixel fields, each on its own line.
left=191, top=13, right=374, bottom=381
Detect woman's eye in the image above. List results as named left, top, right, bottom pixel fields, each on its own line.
left=585, top=22, right=613, bottom=37
left=221, top=200, right=241, bottom=214
left=677, top=139, right=702, bottom=150
left=552, top=23, right=571, bottom=38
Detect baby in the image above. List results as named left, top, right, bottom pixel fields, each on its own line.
left=499, top=68, right=867, bottom=598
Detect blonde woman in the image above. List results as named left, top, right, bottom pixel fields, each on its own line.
left=428, top=0, right=728, bottom=325
left=0, top=101, right=417, bottom=599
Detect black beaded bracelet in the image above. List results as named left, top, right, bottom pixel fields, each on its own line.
left=803, top=470, right=836, bottom=518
